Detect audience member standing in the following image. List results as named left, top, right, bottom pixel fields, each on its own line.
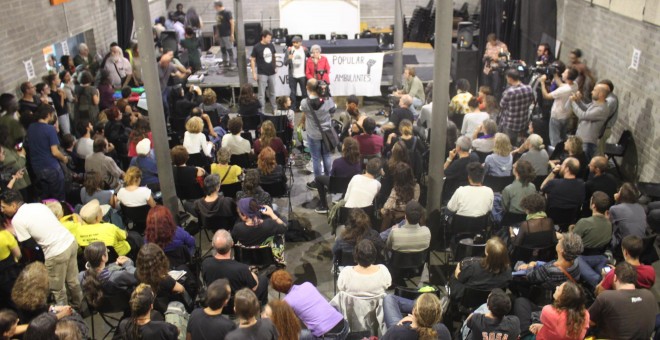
left=570, top=83, right=611, bottom=161
left=103, top=45, right=133, bottom=89
left=300, top=79, right=335, bottom=186
left=1, top=190, right=82, bottom=309
left=250, top=30, right=277, bottom=113
left=540, top=67, right=578, bottom=147
left=26, top=104, right=69, bottom=200
left=499, top=69, right=534, bottom=145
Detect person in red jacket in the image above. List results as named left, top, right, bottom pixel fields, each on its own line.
left=305, top=44, right=331, bottom=96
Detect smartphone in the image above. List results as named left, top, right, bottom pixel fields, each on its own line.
left=260, top=207, right=267, bottom=213
left=15, top=142, right=23, bottom=151
left=603, top=266, right=612, bottom=274
left=513, top=227, right=520, bottom=236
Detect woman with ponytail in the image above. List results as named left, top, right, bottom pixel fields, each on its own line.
left=80, top=242, right=137, bottom=311
left=382, top=293, right=450, bottom=340
left=116, top=283, right=178, bottom=340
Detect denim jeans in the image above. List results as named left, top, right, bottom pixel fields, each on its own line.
left=258, top=74, right=277, bottom=113
left=300, top=319, right=349, bottom=340
left=578, top=255, right=608, bottom=287
left=383, top=295, right=415, bottom=329
left=34, top=166, right=65, bottom=201
left=410, top=97, right=423, bottom=120
left=549, top=117, right=568, bottom=147
left=502, top=127, right=522, bottom=147
left=289, top=76, right=307, bottom=110
left=583, top=142, right=597, bottom=163
left=162, top=87, right=171, bottom=120
left=307, top=136, right=332, bottom=177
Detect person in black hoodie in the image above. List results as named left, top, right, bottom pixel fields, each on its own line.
left=299, top=79, right=336, bottom=190
left=193, top=174, right=236, bottom=230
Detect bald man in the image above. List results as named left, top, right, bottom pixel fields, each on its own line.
left=584, top=156, right=618, bottom=211
left=541, top=157, right=586, bottom=212
left=571, top=83, right=611, bottom=161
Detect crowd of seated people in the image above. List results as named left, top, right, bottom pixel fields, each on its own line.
left=1, top=19, right=658, bottom=340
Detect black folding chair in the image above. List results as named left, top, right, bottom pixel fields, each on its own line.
left=388, top=250, right=429, bottom=286
left=394, top=286, right=441, bottom=301
left=198, top=203, right=237, bottom=256
left=604, top=130, right=633, bottom=180
left=483, top=175, right=515, bottom=193
left=456, top=286, right=492, bottom=321
left=233, top=245, right=276, bottom=270
left=500, top=212, right=526, bottom=227
left=333, top=248, right=355, bottom=295
left=240, top=114, right=262, bottom=132
left=474, top=151, right=492, bottom=163
left=546, top=206, right=580, bottom=232
left=229, top=153, right=252, bottom=168
left=510, top=244, right=557, bottom=263
left=119, top=204, right=150, bottom=234
left=87, top=292, right=130, bottom=340
left=328, top=176, right=352, bottom=196
left=220, top=182, right=242, bottom=199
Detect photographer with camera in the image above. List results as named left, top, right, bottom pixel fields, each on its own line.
left=570, top=84, right=610, bottom=162
left=299, top=79, right=336, bottom=190
left=540, top=66, right=579, bottom=147
left=305, top=45, right=331, bottom=97
left=482, top=33, right=509, bottom=98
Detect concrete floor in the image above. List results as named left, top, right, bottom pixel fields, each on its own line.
left=84, top=100, right=660, bottom=338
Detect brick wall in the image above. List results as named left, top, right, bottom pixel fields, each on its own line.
left=0, top=0, right=117, bottom=95
left=556, top=0, right=660, bottom=182
left=169, top=0, right=478, bottom=31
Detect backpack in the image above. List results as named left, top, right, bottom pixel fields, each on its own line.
left=407, top=137, right=426, bottom=182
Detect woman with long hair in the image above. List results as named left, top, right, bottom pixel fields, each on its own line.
left=116, top=283, right=178, bottom=340
left=261, top=300, right=301, bottom=340
left=254, top=120, right=288, bottom=159
left=501, top=160, right=537, bottom=215
left=236, top=169, right=272, bottom=206
left=238, top=83, right=261, bottom=116
left=80, top=171, right=116, bottom=207
left=80, top=242, right=137, bottom=311
left=128, top=118, right=152, bottom=158
left=257, top=147, right=286, bottom=185
left=448, top=237, right=512, bottom=302
left=380, top=162, right=419, bottom=230
left=145, top=206, right=195, bottom=262
left=333, top=209, right=384, bottom=263
left=312, top=137, right=362, bottom=214
left=135, top=244, right=185, bottom=314
left=275, top=96, right=295, bottom=128
left=523, top=281, right=589, bottom=340
left=384, top=119, right=426, bottom=180
left=382, top=293, right=450, bottom=340
left=11, top=263, right=74, bottom=324
left=484, top=133, right=513, bottom=176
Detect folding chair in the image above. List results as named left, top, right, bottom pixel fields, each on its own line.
left=604, top=130, right=633, bottom=180
left=388, top=249, right=429, bottom=286
left=233, top=244, right=276, bottom=270
left=87, top=292, right=130, bottom=340
left=119, top=204, right=150, bottom=234
left=333, top=248, right=355, bottom=295
left=483, top=175, right=515, bottom=193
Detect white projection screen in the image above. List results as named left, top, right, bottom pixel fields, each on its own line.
left=279, top=0, right=361, bottom=40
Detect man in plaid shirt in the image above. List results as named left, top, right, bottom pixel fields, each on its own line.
left=499, top=69, right=534, bottom=145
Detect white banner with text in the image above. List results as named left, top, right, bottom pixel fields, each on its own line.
left=272, top=52, right=384, bottom=97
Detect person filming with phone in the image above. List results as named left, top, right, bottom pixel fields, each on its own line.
left=231, top=198, right=288, bottom=266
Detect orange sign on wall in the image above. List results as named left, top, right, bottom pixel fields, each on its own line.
left=50, top=0, right=71, bottom=5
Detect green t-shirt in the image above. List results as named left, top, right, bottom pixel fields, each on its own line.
left=572, top=214, right=612, bottom=249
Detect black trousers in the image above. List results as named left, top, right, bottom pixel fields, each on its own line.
left=289, top=76, right=307, bottom=110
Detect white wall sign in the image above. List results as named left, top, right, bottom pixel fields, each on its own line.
left=23, top=59, right=36, bottom=80
left=279, top=0, right=360, bottom=40
left=61, top=40, right=70, bottom=56
left=273, top=52, right=384, bottom=97
left=629, top=48, right=641, bottom=71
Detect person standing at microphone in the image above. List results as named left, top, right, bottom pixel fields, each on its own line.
left=284, top=36, right=309, bottom=112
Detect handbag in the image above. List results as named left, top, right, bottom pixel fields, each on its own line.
left=309, top=107, right=339, bottom=152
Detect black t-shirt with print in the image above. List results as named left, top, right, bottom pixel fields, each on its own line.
left=467, top=313, right=520, bottom=340
left=216, top=10, right=233, bottom=36
left=251, top=43, right=277, bottom=75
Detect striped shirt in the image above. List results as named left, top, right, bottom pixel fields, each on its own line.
left=386, top=223, right=431, bottom=252
left=500, top=83, right=534, bottom=132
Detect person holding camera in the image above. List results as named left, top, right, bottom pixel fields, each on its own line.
left=305, top=45, right=331, bottom=97
left=540, top=66, right=579, bottom=147
left=251, top=30, right=278, bottom=113
left=299, top=79, right=336, bottom=190
left=482, top=33, right=509, bottom=96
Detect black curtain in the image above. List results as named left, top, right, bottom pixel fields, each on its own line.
left=478, top=0, right=503, bottom=55
left=116, top=0, right=134, bottom=50
left=501, top=0, right=521, bottom=59
left=519, top=0, right=557, bottom=64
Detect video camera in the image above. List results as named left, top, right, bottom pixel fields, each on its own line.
left=530, top=61, right=564, bottom=78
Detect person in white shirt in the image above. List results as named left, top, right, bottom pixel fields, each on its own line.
left=221, top=116, right=252, bottom=155
left=103, top=45, right=133, bottom=89
left=461, top=97, right=490, bottom=136
left=183, top=116, right=214, bottom=157
left=74, top=119, right=94, bottom=159
left=344, top=158, right=382, bottom=208
left=540, top=66, right=578, bottom=147
left=283, top=36, right=309, bottom=111
left=447, top=161, right=494, bottom=217
left=1, top=190, right=83, bottom=309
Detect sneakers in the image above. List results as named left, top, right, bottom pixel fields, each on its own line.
left=306, top=181, right=318, bottom=190
left=315, top=207, right=329, bottom=214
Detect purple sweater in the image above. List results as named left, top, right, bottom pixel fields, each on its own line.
left=284, top=282, right=344, bottom=336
